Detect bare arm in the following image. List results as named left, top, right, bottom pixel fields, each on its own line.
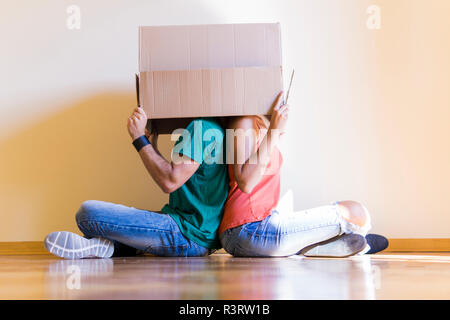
left=127, top=108, right=199, bottom=194
left=232, top=92, right=289, bottom=193
left=137, top=145, right=199, bottom=194
left=231, top=117, right=273, bottom=193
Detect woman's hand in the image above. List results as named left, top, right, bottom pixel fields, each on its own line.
left=269, top=91, right=289, bottom=137
left=127, top=107, right=148, bottom=140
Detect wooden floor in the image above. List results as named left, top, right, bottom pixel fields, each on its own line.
left=1, top=252, right=449, bottom=299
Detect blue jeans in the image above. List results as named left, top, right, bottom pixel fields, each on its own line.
left=75, top=200, right=211, bottom=257
left=220, top=205, right=349, bottom=257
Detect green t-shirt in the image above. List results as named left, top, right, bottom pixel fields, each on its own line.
left=161, top=118, right=229, bottom=249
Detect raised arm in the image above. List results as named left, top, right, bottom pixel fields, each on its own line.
left=127, top=107, right=199, bottom=194
left=232, top=92, right=289, bottom=193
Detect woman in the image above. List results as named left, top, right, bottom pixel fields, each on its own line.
left=219, top=92, right=386, bottom=257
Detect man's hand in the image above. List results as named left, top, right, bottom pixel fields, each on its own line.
left=127, top=107, right=148, bottom=140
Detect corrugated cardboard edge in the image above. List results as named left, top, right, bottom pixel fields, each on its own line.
left=139, top=66, right=282, bottom=118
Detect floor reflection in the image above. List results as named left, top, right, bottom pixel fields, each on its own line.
left=45, top=256, right=221, bottom=299
left=217, top=255, right=378, bottom=299
left=45, top=258, right=114, bottom=299
left=44, top=254, right=378, bottom=299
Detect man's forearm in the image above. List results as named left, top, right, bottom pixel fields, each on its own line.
left=138, top=144, right=176, bottom=193
left=149, top=140, right=163, bottom=157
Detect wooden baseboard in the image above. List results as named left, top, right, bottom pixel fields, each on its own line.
left=384, top=238, right=450, bottom=252
left=0, top=242, right=49, bottom=255
left=0, top=239, right=448, bottom=255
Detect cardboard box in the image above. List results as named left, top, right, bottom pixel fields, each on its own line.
left=136, top=23, right=283, bottom=133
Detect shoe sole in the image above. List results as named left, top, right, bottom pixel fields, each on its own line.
left=301, top=234, right=367, bottom=258
left=44, top=231, right=114, bottom=259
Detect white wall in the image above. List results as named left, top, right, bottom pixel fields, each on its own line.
left=0, top=0, right=448, bottom=240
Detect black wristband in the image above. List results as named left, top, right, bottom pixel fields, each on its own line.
left=132, top=135, right=151, bottom=152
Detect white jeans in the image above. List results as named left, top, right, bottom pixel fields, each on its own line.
left=220, top=198, right=372, bottom=257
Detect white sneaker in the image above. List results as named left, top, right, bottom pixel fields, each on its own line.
left=44, top=231, right=114, bottom=259
left=301, top=234, right=367, bottom=258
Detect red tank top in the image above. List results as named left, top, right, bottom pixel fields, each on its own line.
left=218, top=117, right=282, bottom=235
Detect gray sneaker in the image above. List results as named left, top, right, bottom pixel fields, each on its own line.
left=301, top=233, right=367, bottom=258
left=44, top=231, right=114, bottom=259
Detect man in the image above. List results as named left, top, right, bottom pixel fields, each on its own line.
left=44, top=107, right=228, bottom=259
